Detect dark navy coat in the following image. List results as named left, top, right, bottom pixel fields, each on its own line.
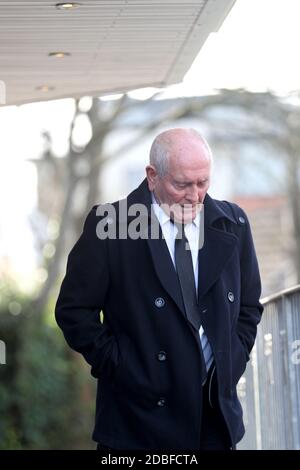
left=55, top=179, right=263, bottom=450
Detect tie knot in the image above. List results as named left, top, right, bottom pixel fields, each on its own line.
left=172, top=221, right=187, bottom=241
left=170, top=218, right=185, bottom=236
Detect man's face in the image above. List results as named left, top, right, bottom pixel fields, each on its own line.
left=147, top=137, right=211, bottom=224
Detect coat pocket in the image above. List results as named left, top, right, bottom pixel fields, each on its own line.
left=208, top=364, right=217, bottom=408
left=113, top=333, right=131, bottom=381
left=231, top=333, right=248, bottom=386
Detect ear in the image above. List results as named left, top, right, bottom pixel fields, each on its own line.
left=145, top=165, right=158, bottom=191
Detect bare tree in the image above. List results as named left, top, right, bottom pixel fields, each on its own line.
left=32, top=93, right=202, bottom=312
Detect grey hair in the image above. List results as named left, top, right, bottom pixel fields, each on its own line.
left=149, top=136, right=171, bottom=177
left=149, top=128, right=213, bottom=177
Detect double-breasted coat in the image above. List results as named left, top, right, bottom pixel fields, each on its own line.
left=55, top=179, right=263, bottom=450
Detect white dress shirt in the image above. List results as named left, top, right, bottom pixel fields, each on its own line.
left=151, top=192, right=213, bottom=371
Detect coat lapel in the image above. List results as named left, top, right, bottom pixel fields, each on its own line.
left=198, top=226, right=237, bottom=301
left=197, top=193, right=238, bottom=301
left=125, top=179, right=186, bottom=317
left=145, top=214, right=186, bottom=317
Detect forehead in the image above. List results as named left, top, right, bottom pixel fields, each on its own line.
left=167, top=141, right=211, bottom=178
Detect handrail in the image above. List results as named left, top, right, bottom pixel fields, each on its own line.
left=261, top=284, right=300, bottom=305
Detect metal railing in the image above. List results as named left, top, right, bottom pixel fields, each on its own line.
left=237, top=285, right=300, bottom=450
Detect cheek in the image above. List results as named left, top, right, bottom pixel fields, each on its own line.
left=167, top=189, right=183, bottom=204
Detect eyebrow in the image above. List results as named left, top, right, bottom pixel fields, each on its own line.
left=175, top=179, right=208, bottom=184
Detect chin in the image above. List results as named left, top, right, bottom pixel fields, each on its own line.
left=181, top=213, right=195, bottom=224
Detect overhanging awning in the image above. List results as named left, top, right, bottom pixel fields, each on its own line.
left=0, top=0, right=236, bottom=105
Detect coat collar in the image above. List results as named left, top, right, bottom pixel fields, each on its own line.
left=126, top=178, right=152, bottom=215
left=202, top=192, right=237, bottom=227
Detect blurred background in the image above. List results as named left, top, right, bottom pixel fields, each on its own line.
left=0, top=0, right=300, bottom=449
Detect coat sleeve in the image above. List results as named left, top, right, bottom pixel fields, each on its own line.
left=55, top=205, right=119, bottom=378
left=237, top=208, right=264, bottom=360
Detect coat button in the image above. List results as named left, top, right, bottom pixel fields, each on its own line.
left=238, top=216, right=245, bottom=224
left=157, top=398, right=166, bottom=407
left=157, top=351, right=167, bottom=362
left=228, top=291, right=235, bottom=302
left=155, top=297, right=165, bottom=308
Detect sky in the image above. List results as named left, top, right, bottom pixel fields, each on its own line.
left=0, top=0, right=300, bottom=287
left=179, top=0, right=300, bottom=95
left=192, top=0, right=300, bottom=95
left=132, top=0, right=300, bottom=99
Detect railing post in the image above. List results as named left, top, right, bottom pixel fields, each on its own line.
left=0, top=340, right=6, bottom=365
left=285, top=294, right=300, bottom=449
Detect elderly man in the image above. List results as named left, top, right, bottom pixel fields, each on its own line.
left=55, top=128, right=263, bottom=450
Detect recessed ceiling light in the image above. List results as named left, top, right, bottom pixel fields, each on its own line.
left=55, top=2, right=81, bottom=9
left=36, top=85, right=55, bottom=92
left=48, top=52, right=71, bottom=58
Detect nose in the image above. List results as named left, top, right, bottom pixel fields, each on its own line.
left=186, top=184, right=199, bottom=203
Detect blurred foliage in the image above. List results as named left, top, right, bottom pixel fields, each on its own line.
left=0, top=284, right=96, bottom=449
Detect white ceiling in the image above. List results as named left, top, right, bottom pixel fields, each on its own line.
left=0, top=0, right=236, bottom=106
